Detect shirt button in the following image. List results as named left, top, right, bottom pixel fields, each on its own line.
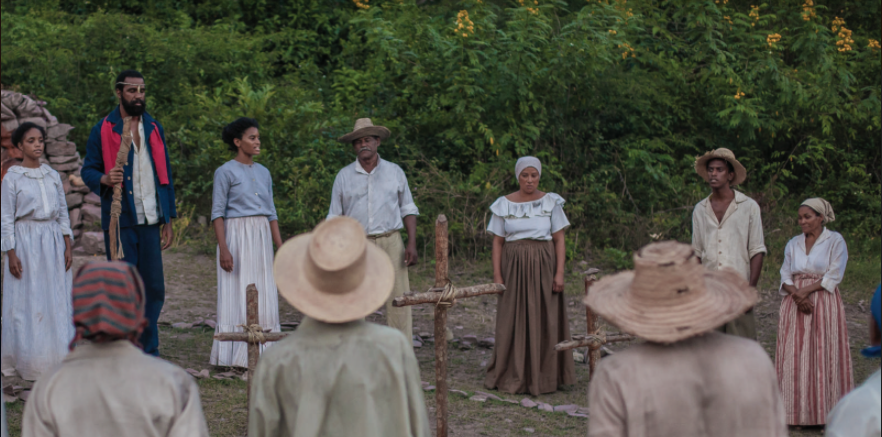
left=128, top=177, right=131, bottom=180
left=255, top=193, right=259, bottom=196
left=129, top=191, right=133, bottom=195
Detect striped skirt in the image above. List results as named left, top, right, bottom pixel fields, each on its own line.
left=210, top=216, right=281, bottom=368
left=775, top=274, right=854, bottom=426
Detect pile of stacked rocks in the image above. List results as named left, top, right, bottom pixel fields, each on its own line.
left=0, top=90, right=100, bottom=242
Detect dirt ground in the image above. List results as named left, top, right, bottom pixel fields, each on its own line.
left=2, top=248, right=879, bottom=437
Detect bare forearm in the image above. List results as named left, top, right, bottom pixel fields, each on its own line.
left=553, top=233, right=566, bottom=276
left=213, top=218, right=228, bottom=251
left=799, top=281, right=825, bottom=296
left=64, top=236, right=72, bottom=251
left=492, top=237, right=504, bottom=281
left=749, top=253, right=764, bottom=287
left=403, top=215, right=417, bottom=244
left=269, top=220, right=282, bottom=248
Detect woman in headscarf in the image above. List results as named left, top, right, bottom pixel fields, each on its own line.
left=209, top=117, right=282, bottom=368
left=1, top=122, right=74, bottom=381
left=776, top=198, right=854, bottom=427
left=483, top=156, right=576, bottom=395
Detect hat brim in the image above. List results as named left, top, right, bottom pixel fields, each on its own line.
left=337, top=126, right=391, bottom=144
left=274, top=233, right=395, bottom=323
left=584, top=268, right=757, bottom=344
left=695, top=154, right=748, bottom=186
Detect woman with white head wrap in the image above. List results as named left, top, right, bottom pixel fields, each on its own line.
left=483, top=156, right=576, bottom=396
left=776, top=198, right=854, bottom=426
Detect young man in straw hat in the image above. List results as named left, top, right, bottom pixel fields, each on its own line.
left=585, top=241, right=787, bottom=437
left=249, top=217, right=431, bottom=437
left=691, top=147, right=766, bottom=339
left=328, top=118, right=419, bottom=339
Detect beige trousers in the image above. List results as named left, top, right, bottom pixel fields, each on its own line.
left=368, top=232, right=412, bottom=338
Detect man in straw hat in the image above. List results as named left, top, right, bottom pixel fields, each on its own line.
left=328, top=118, right=419, bottom=338
left=23, top=261, right=209, bottom=437
left=692, top=147, right=766, bottom=339
left=585, top=241, right=786, bottom=437
left=249, top=217, right=430, bottom=437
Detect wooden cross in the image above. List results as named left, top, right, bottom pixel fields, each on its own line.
left=213, top=284, right=288, bottom=401
left=392, top=215, right=505, bottom=437
left=554, top=273, right=636, bottom=380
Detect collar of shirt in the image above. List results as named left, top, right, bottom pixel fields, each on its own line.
left=64, top=341, right=141, bottom=363
left=796, top=227, right=831, bottom=253
left=702, top=190, right=750, bottom=227
left=354, top=155, right=384, bottom=175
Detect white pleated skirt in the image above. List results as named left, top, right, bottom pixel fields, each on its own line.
left=210, top=216, right=281, bottom=368
left=1, top=220, right=74, bottom=381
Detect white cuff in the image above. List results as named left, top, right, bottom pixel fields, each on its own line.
left=399, top=203, right=419, bottom=218
left=820, top=278, right=838, bottom=293
left=1, top=235, right=14, bottom=252
left=778, top=279, right=795, bottom=296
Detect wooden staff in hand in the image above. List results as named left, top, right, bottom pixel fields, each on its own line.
left=108, top=116, right=134, bottom=260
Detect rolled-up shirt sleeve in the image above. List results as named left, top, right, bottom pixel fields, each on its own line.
left=1, top=177, right=15, bottom=251
left=210, top=168, right=230, bottom=222
left=53, top=172, right=73, bottom=239
left=398, top=171, right=419, bottom=218
left=747, top=201, right=768, bottom=259
left=778, top=239, right=795, bottom=296
left=327, top=173, right=344, bottom=220
left=820, top=235, right=848, bottom=293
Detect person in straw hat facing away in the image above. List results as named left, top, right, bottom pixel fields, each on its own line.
left=691, top=147, right=766, bottom=339
left=23, top=261, right=209, bottom=437
left=328, top=118, right=419, bottom=339
left=585, top=241, right=787, bottom=437
left=776, top=198, right=854, bottom=428
left=249, top=217, right=430, bottom=437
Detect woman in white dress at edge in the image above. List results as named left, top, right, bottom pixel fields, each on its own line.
left=1, top=122, right=75, bottom=381
left=209, top=117, right=282, bottom=368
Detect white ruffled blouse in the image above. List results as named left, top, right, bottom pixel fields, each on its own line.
left=1, top=164, right=73, bottom=251
left=486, top=193, right=570, bottom=242
left=778, top=228, right=848, bottom=296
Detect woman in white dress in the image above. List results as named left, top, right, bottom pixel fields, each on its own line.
left=1, top=122, right=75, bottom=381
left=209, top=117, right=282, bottom=368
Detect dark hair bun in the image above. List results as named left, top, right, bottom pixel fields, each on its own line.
left=222, top=118, right=260, bottom=152
left=12, top=122, right=47, bottom=149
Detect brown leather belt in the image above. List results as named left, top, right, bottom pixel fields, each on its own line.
left=366, top=230, right=398, bottom=240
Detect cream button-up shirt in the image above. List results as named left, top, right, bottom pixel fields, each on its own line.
left=692, top=190, right=767, bottom=281
left=327, top=156, right=419, bottom=236
left=132, top=119, right=159, bottom=225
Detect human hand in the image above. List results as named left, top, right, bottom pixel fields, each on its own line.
left=219, top=247, right=234, bottom=272
left=553, top=272, right=565, bottom=293
left=65, top=246, right=72, bottom=271
left=404, top=242, right=418, bottom=267
left=101, top=166, right=124, bottom=186
left=797, top=298, right=814, bottom=315
left=493, top=273, right=504, bottom=286
left=8, top=250, right=22, bottom=279
left=161, top=222, right=174, bottom=250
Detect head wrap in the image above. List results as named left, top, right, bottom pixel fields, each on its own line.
left=515, top=156, right=542, bottom=179
left=69, top=261, right=147, bottom=350
left=861, top=285, right=881, bottom=358
left=800, top=198, right=835, bottom=224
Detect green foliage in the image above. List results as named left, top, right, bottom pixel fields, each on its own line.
left=2, top=0, right=879, bottom=261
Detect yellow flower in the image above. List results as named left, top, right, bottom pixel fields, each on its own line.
left=490, top=137, right=495, bottom=145
left=766, top=33, right=781, bottom=48
left=455, top=10, right=475, bottom=37
left=801, top=0, right=816, bottom=21
left=869, top=39, right=881, bottom=49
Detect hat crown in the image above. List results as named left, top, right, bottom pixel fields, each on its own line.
left=710, top=148, right=736, bottom=161
left=304, top=218, right=367, bottom=295
left=630, top=241, right=707, bottom=302
left=352, top=118, right=375, bottom=131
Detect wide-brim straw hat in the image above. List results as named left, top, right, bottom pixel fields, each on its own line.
left=584, top=241, right=757, bottom=344
left=694, top=148, right=748, bottom=186
left=274, top=217, right=395, bottom=323
left=337, top=118, right=391, bottom=143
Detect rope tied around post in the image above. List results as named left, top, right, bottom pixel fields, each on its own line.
left=435, top=282, right=457, bottom=307
left=237, top=324, right=268, bottom=344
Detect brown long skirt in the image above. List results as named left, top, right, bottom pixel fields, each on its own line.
left=484, top=239, right=576, bottom=396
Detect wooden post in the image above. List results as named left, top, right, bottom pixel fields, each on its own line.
left=434, top=215, right=450, bottom=437
left=584, top=275, right=601, bottom=380
left=391, top=214, right=504, bottom=437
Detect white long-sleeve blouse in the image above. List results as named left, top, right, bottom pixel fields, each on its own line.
left=778, top=228, right=848, bottom=296
left=1, top=164, right=73, bottom=252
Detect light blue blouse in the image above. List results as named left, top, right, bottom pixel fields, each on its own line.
left=211, top=160, right=278, bottom=222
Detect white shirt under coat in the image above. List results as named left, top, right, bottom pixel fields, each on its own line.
left=132, top=119, right=159, bottom=226
left=327, top=156, right=419, bottom=235
left=486, top=193, right=570, bottom=242
left=778, top=227, right=848, bottom=295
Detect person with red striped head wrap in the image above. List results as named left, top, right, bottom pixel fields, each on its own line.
left=22, top=262, right=209, bottom=437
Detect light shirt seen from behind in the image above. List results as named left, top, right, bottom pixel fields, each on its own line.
left=826, top=369, right=882, bottom=437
